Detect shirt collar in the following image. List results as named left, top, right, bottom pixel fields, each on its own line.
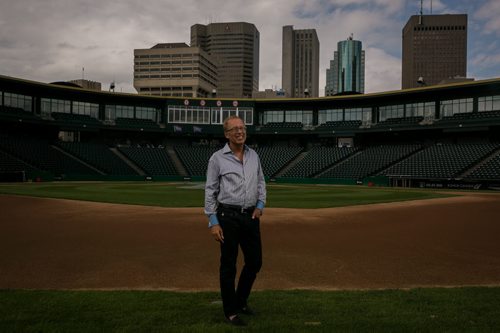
left=223, top=143, right=249, bottom=154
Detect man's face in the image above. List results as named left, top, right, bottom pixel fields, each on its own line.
left=224, top=118, right=246, bottom=146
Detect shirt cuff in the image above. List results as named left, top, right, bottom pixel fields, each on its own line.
left=208, top=214, right=219, bottom=228
left=256, top=200, right=265, bottom=210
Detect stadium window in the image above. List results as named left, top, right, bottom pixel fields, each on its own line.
left=345, top=107, right=367, bottom=121
left=318, top=109, right=343, bottom=124
left=237, top=107, right=254, bottom=125
left=4, top=92, right=32, bottom=112
left=379, top=104, right=404, bottom=121
left=222, top=108, right=237, bottom=123
left=285, top=110, right=312, bottom=125
left=199, top=106, right=211, bottom=124
left=168, top=107, right=174, bottom=123
left=111, top=105, right=134, bottom=119
left=41, top=98, right=71, bottom=115
left=203, top=109, right=210, bottom=123
left=405, top=103, right=424, bottom=117
left=72, top=101, right=98, bottom=118
left=136, top=106, right=157, bottom=121
left=406, top=102, right=435, bottom=118
left=302, top=110, right=313, bottom=126
left=104, top=105, right=116, bottom=121
left=262, top=110, right=284, bottom=124
left=167, top=105, right=211, bottom=124
left=478, top=95, right=500, bottom=112
left=211, top=107, right=221, bottom=124
left=440, top=98, right=473, bottom=117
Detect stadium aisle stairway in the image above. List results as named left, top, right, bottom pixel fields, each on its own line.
left=0, top=136, right=99, bottom=177
left=118, top=146, right=178, bottom=176
left=381, top=143, right=500, bottom=179
left=465, top=148, right=500, bottom=180
left=320, top=145, right=422, bottom=179
left=174, top=145, right=221, bottom=177
left=0, top=150, right=42, bottom=176
left=57, top=142, right=138, bottom=175
left=254, top=146, right=303, bottom=177
left=281, top=146, right=358, bottom=178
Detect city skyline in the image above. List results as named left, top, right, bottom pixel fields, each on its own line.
left=0, top=0, right=499, bottom=96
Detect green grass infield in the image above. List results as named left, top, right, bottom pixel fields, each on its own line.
left=0, top=182, right=453, bottom=208
left=1, top=288, right=499, bottom=332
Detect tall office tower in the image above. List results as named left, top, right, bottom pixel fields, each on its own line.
left=191, top=22, right=259, bottom=98
left=133, top=43, right=217, bottom=97
left=325, top=35, right=365, bottom=96
left=402, top=14, right=467, bottom=89
left=282, top=25, right=320, bottom=98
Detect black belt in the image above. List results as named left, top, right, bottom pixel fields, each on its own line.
left=219, top=203, right=255, bottom=214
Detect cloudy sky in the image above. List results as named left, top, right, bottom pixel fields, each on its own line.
left=1, top=0, right=499, bottom=95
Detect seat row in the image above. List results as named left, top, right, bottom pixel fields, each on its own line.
left=1, top=137, right=499, bottom=180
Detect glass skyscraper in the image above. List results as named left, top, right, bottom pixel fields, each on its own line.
left=325, top=36, right=365, bottom=96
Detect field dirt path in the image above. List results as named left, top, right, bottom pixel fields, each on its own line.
left=1, top=193, right=500, bottom=291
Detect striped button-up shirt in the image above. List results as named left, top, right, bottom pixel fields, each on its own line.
left=204, top=143, right=266, bottom=218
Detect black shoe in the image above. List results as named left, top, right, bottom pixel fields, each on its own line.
left=239, top=306, right=255, bottom=315
left=226, top=314, right=246, bottom=326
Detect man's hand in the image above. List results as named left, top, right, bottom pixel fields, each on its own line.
left=252, top=208, right=262, bottom=220
left=210, top=224, right=224, bottom=243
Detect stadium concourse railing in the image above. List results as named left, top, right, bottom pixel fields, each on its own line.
left=55, top=174, right=390, bottom=186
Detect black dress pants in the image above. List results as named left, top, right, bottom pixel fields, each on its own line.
left=217, top=206, right=262, bottom=317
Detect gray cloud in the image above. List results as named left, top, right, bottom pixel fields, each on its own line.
left=0, top=0, right=497, bottom=94
left=474, top=0, right=500, bottom=35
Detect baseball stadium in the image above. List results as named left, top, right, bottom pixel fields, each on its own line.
left=1, top=74, right=500, bottom=331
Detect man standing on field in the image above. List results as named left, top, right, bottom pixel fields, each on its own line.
left=204, top=115, right=266, bottom=326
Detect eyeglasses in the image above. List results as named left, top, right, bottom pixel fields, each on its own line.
left=225, top=126, right=247, bottom=133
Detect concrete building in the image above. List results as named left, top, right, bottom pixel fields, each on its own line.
left=68, top=79, right=102, bottom=91
left=133, top=43, right=217, bottom=97
left=282, top=25, right=320, bottom=98
left=402, top=14, right=467, bottom=89
left=253, top=88, right=286, bottom=99
left=325, top=35, right=365, bottom=96
left=191, top=22, right=259, bottom=98
left=438, top=76, right=474, bottom=85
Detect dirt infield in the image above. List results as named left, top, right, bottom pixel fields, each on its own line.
left=1, top=193, right=500, bottom=291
